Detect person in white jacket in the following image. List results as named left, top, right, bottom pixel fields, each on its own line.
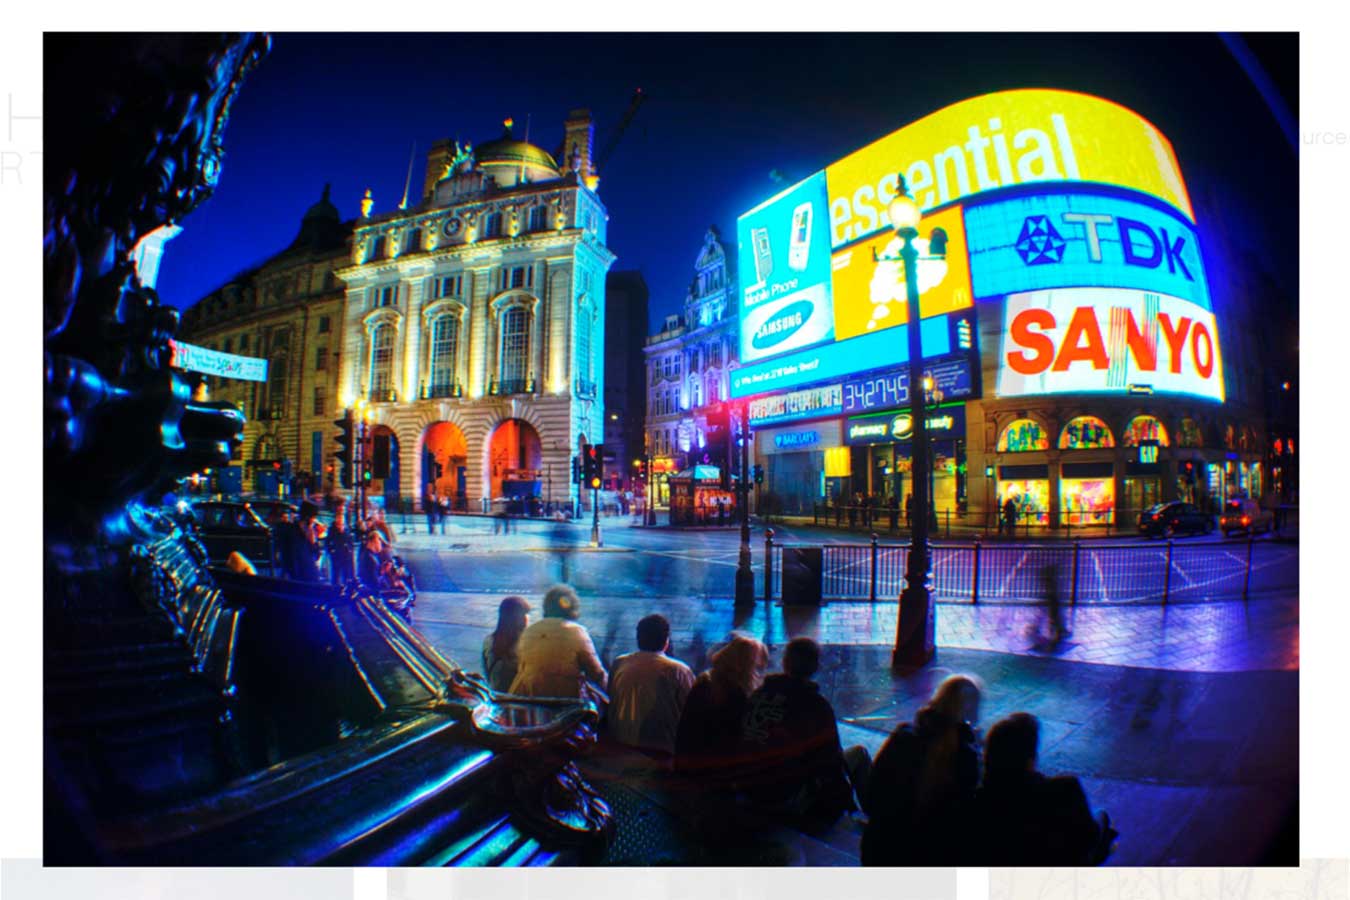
left=509, top=584, right=607, bottom=699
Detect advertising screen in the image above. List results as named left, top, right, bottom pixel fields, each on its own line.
left=738, top=171, right=836, bottom=364
left=748, top=384, right=844, bottom=428
left=841, top=355, right=976, bottom=415
left=998, top=287, right=1224, bottom=401
left=964, top=189, right=1210, bottom=308
left=824, top=88, right=1192, bottom=249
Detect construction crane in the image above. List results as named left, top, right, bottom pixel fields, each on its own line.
left=592, top=87, right=646, bottom=176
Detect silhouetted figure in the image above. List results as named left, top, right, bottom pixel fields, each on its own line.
left=423, top=484, right=438, bottom=535
left=973, top=713, right=1117, bottom=865
left=1040, top=562, right=1069, bottom=645
left=1002, top=497, right=1019, bottom=536
left=607, top=614, right=696, bottom=758
left=862, top=674, right=982, bottom=866
left=889, top=494, right=900, bottom=531
left=326, top=499, right=355, bottom=586
left=481, top=595, right=530, bottom=692
left=279, top=500, right=323, bottom=582
left=740, top=637, right=870, bottom=831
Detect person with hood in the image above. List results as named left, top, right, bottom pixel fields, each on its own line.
left=861, top=674, right=982, bottom=866
left=508, top=584, right=607, bottom=700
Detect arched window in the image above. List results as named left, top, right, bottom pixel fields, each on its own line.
left=499, top=306, right=531, bottom=392
left=369, top=322, right=395, bottom=400
left=1178, top=418, right=1204, bottom=448
left=1059, top=416, right=1115, bottom=449
left=1122, top=415, right=1169, bottom=447
left=427, top=313, right=459, bottom=396
left=997, top=418, right=1048, bottom=452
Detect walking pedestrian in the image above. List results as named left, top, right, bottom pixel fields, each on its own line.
left=326, top=498, right=355, bottom=586
left=423, top=483, right=438, bottom=535
left=1002, top=497, right=1019, bottom=537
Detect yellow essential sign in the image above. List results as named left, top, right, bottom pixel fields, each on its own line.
left=825, top=89, right=1193, bottom=249
left=829, top=204, right=973, bottom=341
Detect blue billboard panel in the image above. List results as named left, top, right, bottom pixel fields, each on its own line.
left=730, top=314, right=951, bottom=399
left=737, top=171, right=836, bottom=364
left=964, top=190, right=1211, bottom=310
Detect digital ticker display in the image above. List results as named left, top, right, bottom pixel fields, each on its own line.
left=842, top=355, right=976, bottom=414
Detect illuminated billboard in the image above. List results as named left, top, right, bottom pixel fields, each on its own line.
left=736, top=88, right=1205, bottom=402
left=964, top=189, right=1210, bottom=308
left=738, top=171, right=836, bottom=364
left=997, top=287, right=1224, bottom=401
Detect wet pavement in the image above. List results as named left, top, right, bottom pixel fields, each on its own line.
left=404, top=586, right=1298, bottom=865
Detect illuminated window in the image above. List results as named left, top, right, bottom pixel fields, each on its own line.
left=436, top=274, right=463, bottom=299
left=499, top=306, right=530, bottom=387
left=1122, top=415, right=1169, bottom=447
left=1178, top=418, right=1203, bottom=448
left=997, top=418, right=1049, bottom=452
left=1058, top=416, right=1115, bottom=450
left=428, top=314, right=459, bottom=393
left=369, top=323, right=394, bottom=399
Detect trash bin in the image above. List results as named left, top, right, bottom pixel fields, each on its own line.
left=782, top=546, right=823, bottom=606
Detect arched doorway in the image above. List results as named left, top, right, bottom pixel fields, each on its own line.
left=488, top=419, right=542, bottom=511
left=423, top=422, right=468, bottom=510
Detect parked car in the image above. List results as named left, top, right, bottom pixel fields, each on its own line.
left=1137, top=501, right=1213, bottom=538
left=1221, top=497, right=1274, bottom=536
left=188, top=500, right=275, bottom=571
left=240, top=497, right=299, bottom=527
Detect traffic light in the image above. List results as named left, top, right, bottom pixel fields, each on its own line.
left=753, top=463, right=764, bottom=485
left=334, top=411, right=355, bottom=488
left=582, top=444, right=604, bottom=489
left=571, top=456, right=582, bottom=484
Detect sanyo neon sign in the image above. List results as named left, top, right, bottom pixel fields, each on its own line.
left=998, top=287, right=1224, bottom=403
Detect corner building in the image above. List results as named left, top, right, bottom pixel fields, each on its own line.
left=334, top=112, right=614, bottom=511
left=735, top=90, right=1270, bottom=528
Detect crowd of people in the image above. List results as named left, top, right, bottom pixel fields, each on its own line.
left=269, top=499, right=415, bottom=602
left=479, top=585, right=1117, bottom=865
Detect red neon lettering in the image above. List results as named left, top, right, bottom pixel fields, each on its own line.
left=1124, top=308, right=1157, bottom=372
left=1157, top=313, right=1192, bottom=374
left=1006, top=308, right=1057, bottom=375
left=1191, top=321, right=1214, bottom=378
left=1052, top=306, right=1110, bottom=372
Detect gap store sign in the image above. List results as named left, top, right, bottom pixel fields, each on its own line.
left=733, top=88, right=1197, bottom=401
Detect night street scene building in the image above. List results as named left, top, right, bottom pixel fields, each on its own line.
left=41, top=31, right=1298, bottom=868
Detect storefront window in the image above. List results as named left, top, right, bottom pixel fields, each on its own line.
left=1122, top=415, right=1169, bottom=447
left=997, top=479, right=1049, bottom=524
left=997, top=419, right=1049, bottom=452
left=1061, top=478, right=1116, bottom=525
left=1058, top=416, right=1115, bottom=450
left=1178, top=418, right=1203, bottom=448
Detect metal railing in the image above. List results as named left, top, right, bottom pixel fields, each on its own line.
left=764, top=532, right=1294, bottom=606
left=489, top=377, right=536, bottom=396
left=420, top=382, right=463, bottom=400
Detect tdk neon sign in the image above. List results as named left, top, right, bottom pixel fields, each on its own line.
left=966, top=191, right=1211, bottom=310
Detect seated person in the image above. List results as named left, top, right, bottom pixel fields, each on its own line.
left=674, top=633, right=767, bottom=778
left=973, top=712, right=1117, bottom=866
left=738, top=637, right=869, bottom=830
left=509, top=585, right=607, bottom=700
left=606, top=614, right=696, bottom=758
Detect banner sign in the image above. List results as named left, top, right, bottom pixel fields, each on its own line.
left=964, top=189, right=1211, bottom=308
left=748, top=383, right=843, bottom=427
left=169, top=340, right=268, bottom=382
left=845, top=405, right=967, bottom=446
left=997, top=287, right=1224, bottom=402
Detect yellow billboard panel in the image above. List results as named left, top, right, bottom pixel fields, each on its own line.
left=829, top=204, right=972, bottom=342
left=825, top=89, right=1192, bottom=249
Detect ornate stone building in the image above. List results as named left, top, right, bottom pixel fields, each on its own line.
left=643, top=227, right=738, bottom=500
left=179, top=186, right=353, bottom=494
left=334, top=112, right=614, bottom=511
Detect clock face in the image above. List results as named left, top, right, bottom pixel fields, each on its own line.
left=442, top=217, right=463, bottom=238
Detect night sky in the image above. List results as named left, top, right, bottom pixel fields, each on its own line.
left=156, top=32, right=1297, bottom=343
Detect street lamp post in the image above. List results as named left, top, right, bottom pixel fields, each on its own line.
left=645, top=453, right=656, bottom=526
left=734, top=401, right=755, bottom=608
left=881, top=175, right=947, bottom=670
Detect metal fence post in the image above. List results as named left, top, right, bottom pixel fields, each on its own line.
left=1163, top=539, right=1174, bottom=604
left=945, top=508, right=951, bottom=539
left=972, top=538, right=981, bottom=605
left=764, top=528, right=775, bottom=604
left=1243, top=534, right=1254, bottom=601
left=870, top=532, right=879, bottom=603
left=1071, top=541, right=1080, bottom=607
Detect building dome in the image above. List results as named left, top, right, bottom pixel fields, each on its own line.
left=472, top=119, right=560, bottom=187
left=293, top=183, right=344, bottom=249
